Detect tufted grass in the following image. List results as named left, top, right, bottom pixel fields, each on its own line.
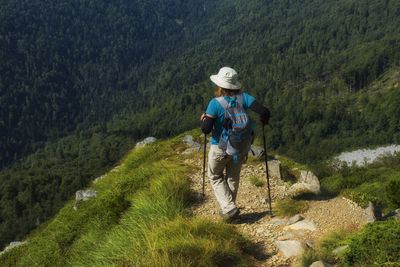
left=0, top=130, right=254, bottom=267
left=274, top=199, right=308, bottom=217
left=248, top=175, right=265, bottom=187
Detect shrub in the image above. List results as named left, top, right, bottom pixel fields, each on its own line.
left=385, top=179, right=400, bottom=208
left=299, top=250, right=321, bottom=267
left=341, top=220, right=400, bottom=266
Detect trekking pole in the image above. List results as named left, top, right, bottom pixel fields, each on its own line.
left=202, top=133, right=207, bottom=197
left=262, top=124, right=273, bottom=215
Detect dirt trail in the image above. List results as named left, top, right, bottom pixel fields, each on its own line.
left=186, top=157, right=367, bottom=266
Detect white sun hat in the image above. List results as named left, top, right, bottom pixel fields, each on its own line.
left=210, top=67, right=242, bottom=90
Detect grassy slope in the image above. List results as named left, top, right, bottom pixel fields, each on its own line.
left=1, top=127, right=399, bottom=266
left=0, top=130, right=255, bottom=267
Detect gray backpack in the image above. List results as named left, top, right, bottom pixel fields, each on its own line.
left=216, top=93, right=254, bottom=163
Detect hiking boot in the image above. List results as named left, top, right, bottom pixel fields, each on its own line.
left=219, top=207, right=240, bottom=221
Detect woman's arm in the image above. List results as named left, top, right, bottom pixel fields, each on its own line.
left=250, top=100, right=270, bottom=125
left=201, top=113, right=216, bottom=134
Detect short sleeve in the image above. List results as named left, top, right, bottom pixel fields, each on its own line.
left=205, top=98, right=219, bottom=117
left=243, top=93, right=255, bottom=109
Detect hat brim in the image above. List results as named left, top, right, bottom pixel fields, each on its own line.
left=210, top=75, right=242, bottom=90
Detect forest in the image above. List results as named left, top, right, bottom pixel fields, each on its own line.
left=1, top=0, right=400, bottom=249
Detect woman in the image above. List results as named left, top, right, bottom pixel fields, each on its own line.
left=201, top=66, right=270, bottom=220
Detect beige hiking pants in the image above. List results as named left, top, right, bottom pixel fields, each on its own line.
left=207, top=145, right=247, bottom=214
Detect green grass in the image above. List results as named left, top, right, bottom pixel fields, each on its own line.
left=299, top=230, right=353, bottom=267
left=299, top=250, right=322, bottom=267
left=320, top=165, right=400, bottom=211
left=274, top=199, right=308, bottom=217
left=341, top=220, right=400, bottom=266
left=0, top=130, right=254, bottom=267
left=300, top=220, right=400, bottom=267
left=277, top=155, right=308, bottom=172
left=248, top=175, right=265, bottom=187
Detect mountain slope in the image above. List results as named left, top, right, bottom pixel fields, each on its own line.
left=1, top=0, right=400, bottom=250
left=0, top=131, right=256, bottom=266
left=1, top=131, right=399, bottom=266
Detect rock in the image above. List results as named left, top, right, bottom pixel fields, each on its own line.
left=136, top=137, right=157, bottom=147
left=200, top=134, right=211, bottom=141
left=278, top=233, right=295, bottom=240
left=74, top=190, right=98, bottom=210
left=275, top=240, right=305, bottom=257
left=299, top=170, right=320, bottom=188
left=310, top=260, right=333, bottom=267
left=305, top=240, right=315, bottom=248
left=284, top=219, right=317, bottom=231
left=248, top=145, right=264, bottom=158
left=287, top=170, right=321, bottom=195
left=288, top=182, right=321, bottom=196
left=270, top=217, right=289, bottom=226
left=268, top=160, right=281, bottom=180
left=287, top=214, right=303, bottom=225
left=0, top=241, right=27, bottom=256
left=94, top=174, right=107, bottom=183
left=75, top=190, right=97, bottom=201
left=365, top=201, right=381, bottom=223
left=332, top=245, right=348, bottom=254
left=180, top=135, right=202, bottom=153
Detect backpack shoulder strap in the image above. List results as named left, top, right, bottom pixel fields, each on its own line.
left=236, top=93, right=244, bottom=108
left=216, top=96, right=229, bottom=110
left=217, top=93, right=244, bottom=110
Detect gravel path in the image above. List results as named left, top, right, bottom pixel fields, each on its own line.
left=185, top=157, right=367, bottom=267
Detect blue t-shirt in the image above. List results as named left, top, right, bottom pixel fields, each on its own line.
left=205, top=92, right=255, bottom=145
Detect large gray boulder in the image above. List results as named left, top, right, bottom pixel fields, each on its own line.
left=136, top=137, right=157, bottom=147
left=268, top=160, right=281, bottom=180
left=180, top=135, right=202, bottom=153
left=287, top=214, right=303, bottom=225
left=246, top=146, right=281, bottom=179
left=365, top=201, right=377, bottom=223
left=269, top=217, right=289, bottom=226
left=74, top=190, right=98, bottom=210
left=288, top=182, right=321, bottom=196
left=365, top=201, right=382, bottom=222
left=288, top=170, right=321, bottom=195
left=248, top=145, right=264, bottom=158
left=75, top=190, right=98, bottom=201
left=275, top=240, right=305, bottom=257
left=284, top=219, right=317, bottom=231
left=299, top=170, right=320, bottom=187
